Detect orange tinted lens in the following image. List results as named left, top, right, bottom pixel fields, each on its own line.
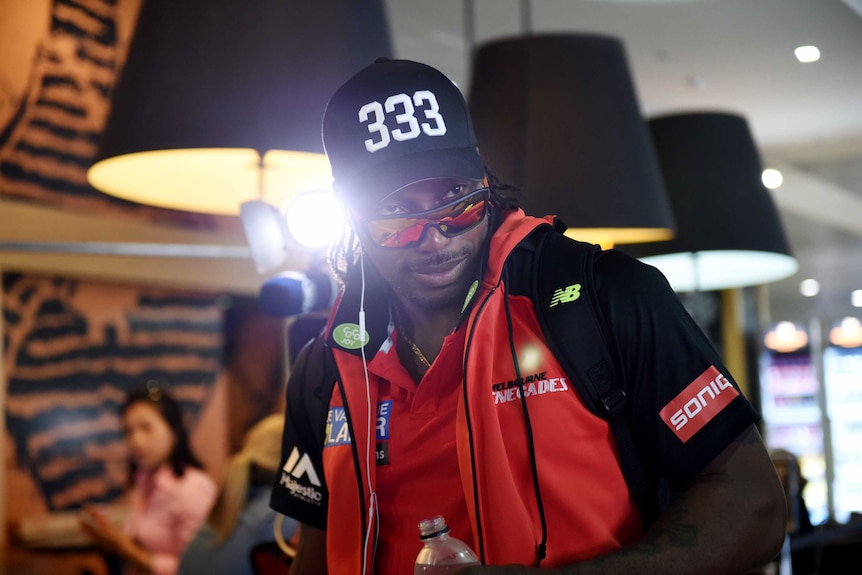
left=374, top=221, right=426, bottom=248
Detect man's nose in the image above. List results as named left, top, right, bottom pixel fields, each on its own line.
left=413, top=223, right=449, bottom=251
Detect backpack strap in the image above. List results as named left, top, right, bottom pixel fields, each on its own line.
left=529, top=223, right=660, bottom=528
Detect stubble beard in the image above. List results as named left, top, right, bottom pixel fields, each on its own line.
left=395, top=246, right=480, bottom=314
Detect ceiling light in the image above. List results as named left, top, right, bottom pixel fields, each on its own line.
left=830, top=316, right=862, bottom=348
left=87, top=0, right=391, bottom=216
left=764, top=321, right=809, bottom=353
left=794, top=45, right=821, bottom=63
left=88, top=149, right=333, bottom=215
left=762, top=168, right=784, bottom=189
left=622, top=112, right=798, bottom=292
left=468, top=34, right=676, bottom=249
left=800, top=278, right=820, bottom=297
left=852, top=289, right=862, bottom=307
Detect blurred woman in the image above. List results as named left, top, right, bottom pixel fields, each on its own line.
left=81, top=383, right=217, bottom=575
left=178, top=413, right=299, bottom=575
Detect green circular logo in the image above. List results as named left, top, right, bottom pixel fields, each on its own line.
left=333, top=322, right=369, bottom=349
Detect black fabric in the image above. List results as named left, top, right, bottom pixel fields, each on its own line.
left=269, top=333, right=335, bottom=529
left=593, top=248, right=759, bottom=488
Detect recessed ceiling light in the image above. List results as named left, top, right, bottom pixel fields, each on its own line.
left=762, top=168, right=783, bottom=189
left=800, top=278, right=820, bottom=297
left=852, top=289, right=862, bottom=307
left=687, top=74, right=707, bottom=90
left=830, top=316, right=862, bottom=348
left=794, top=45, right=821, bottom=63
left=764, top=321, right=809, bottom=353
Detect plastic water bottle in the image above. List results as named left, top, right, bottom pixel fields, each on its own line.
left=414, top=515, right=480, bottom=574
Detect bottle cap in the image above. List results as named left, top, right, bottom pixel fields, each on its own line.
left=417, top=515, right=450, bottom=540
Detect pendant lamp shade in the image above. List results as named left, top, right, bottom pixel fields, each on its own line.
left=87, top=0, right=392, bottom=215
left=468, top=34, right=675, bottom=247
left=622, top=112, right=798, bottom=292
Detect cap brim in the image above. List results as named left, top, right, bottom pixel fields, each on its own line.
left=334, top=147, right=485, bottom=209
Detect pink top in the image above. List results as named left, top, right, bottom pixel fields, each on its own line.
left=124, top=465, right=217, bottom=575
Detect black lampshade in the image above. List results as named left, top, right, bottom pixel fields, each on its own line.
left=87, top=0, right=392, bottom=215
left=468, top=34, right=675, bottom=247
left=622, top=112, right=798, bottom=291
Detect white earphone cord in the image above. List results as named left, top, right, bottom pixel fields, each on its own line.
left=359, top=253, right=379, bottom=575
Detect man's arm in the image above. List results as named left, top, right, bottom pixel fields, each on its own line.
left=460, top=424, right=787, bottom=574
left=289, top=523, right=328, bottom=575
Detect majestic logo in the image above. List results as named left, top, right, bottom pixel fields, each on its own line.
left=659, top=366, right=739, bottom=442
left=549, top=283, right=582, bottom=308
left=282, top=447, right=321, bottom=486
left=280, top=447, right=323, bottom=505
left=332, top=322, right=369, bottom=350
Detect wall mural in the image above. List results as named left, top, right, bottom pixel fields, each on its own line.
left=3, top=273, right=223, bottom=513
left=0, top=0, right=220, bottom=227
left=0, top=0, right=122, bottom=208
left=0, top=3, right=237, bottom=561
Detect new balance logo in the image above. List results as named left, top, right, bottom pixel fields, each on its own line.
left=282, top=447, right=321, bottom=486
left=550, top=283, right=582, bottom=307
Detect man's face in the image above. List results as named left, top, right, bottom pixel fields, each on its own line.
left=353, top=177, right=491, bottom=311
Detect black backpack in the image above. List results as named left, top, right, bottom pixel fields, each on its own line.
left=505, top=220, right=664, bottom=529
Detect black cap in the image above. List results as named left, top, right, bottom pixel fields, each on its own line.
left=322, top=58, right=485, bottom=209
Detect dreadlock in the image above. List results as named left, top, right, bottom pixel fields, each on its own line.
left=486, top=167, right=522, bottom=211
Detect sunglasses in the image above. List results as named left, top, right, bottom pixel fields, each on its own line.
left=363, top=187, right=490, bottom=249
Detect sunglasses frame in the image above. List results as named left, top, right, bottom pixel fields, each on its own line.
left=361, top=187, right=491, bottom=249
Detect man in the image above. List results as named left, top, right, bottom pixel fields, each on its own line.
left=270, top=57, right=787, bottom=574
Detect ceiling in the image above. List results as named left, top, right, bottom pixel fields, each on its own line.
left=383, top=0, right=862, bottom=329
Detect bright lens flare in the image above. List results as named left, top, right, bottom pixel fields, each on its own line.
left=519, top=343, right=544, bottom=372
left=286, top=190, right=344, bottom=249
left=762, top=168, right=783, bottom=189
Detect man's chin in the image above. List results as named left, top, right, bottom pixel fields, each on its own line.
left=405, top=281, right=473, bottom=313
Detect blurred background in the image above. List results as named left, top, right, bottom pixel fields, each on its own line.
left=2, top=0, right=861, bottom=573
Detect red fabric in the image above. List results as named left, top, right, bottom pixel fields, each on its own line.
left=373, top=326, right=473, bottom=574
left=250, top=542, right=293, bottom=575
left=458, top=294, right=641, bottom=565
